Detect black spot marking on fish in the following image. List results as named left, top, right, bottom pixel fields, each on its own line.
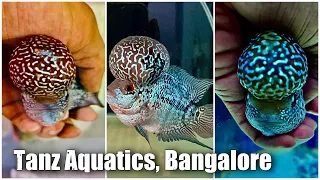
left=291, top=94, right=297, bottom=107
left=196, top=111, right=200, bottom=117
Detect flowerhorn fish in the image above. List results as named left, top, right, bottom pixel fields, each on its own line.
left=9, top=35, right=103, bottom=126
left=107, top=36, right=213, bottom=149
left=237, top=30, right=308, bottom=136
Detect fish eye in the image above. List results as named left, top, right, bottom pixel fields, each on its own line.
left=126, top=84, right=135, bottom=92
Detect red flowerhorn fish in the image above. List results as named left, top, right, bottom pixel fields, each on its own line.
left=107, top=66, right=213, bottom=150
left=8, top=35, right=103, bottom=126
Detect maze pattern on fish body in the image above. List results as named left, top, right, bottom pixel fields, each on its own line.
left=109, top=36, right=170, bottom=86
left=9, top=35, right=76, bottom=99
left=238, top=30, right=308, bottom=100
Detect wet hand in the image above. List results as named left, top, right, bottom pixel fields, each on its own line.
left=2, top=2, right=105, bottom=138
left=215, top=2, right=318, bottom=149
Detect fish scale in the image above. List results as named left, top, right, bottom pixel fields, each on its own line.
left=150, top=73, right=196, bottom=120
left=238, top=30, right=308, bottom=136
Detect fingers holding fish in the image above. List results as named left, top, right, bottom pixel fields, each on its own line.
left=69, top=106, right=98, bottom=122
left=289, top=117, right=316, bottom=140
left=302, top=76, right=318, bottom=104
left=11, top=114, right=42, bottom=134
left=253, top=116, right=317, bottom=149
left=36, top=121, right=65, bottom=138
left=57, top=124, right=82, bottom=138
left=253, top=133, right=297, bottom=149
left=306, top=97, right=318, bottom=115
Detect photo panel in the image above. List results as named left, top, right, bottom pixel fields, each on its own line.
left=106, top=2, right=214, bottom=178
left=2, top=1, right=319, bottom=179
left=215, top=2, right=318, bottom=178
left=2, top=2, right=106, bottom=178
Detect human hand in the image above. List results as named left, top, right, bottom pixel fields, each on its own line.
left=2, top=2, right=105, bottom=138
left=215, top=2, right=318, bottom=149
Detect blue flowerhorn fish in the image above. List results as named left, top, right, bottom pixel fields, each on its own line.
left=107, top=66, right=213, bottom=149
left=238, top=30, right=308, bottom=136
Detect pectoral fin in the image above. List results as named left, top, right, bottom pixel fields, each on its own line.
left=135, top=126, right=152, bottom=149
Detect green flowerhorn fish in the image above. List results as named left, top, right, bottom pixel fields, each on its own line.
left=238, top=30, right=308, bottom=136
left=107, top=66, right=213, bottom=150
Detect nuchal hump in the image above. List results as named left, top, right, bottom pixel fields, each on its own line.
left=9, top=35, right=76, bottom=99
left=109, top=36, right=170, bottom=87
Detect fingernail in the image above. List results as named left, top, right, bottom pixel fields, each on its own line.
left=21, top=120, right=40, bottom=132
left=295, top=138, right=312, bottom=146
left=313, top=124, right=317, bottom=130
left=48, top=130, right=59, bottom=135
left=29, top=125, right=41, bottom=132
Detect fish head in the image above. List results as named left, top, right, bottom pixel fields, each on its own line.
left=245, top=89, right=306, bottom=136
left=107, top=79, right=149, bottom=126
left=107, top=79, right=139, bottom=110
left=21, top=91, right=69, bottom=126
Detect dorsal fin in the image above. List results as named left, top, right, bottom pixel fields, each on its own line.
left=166, top=66, right=213, bottom=103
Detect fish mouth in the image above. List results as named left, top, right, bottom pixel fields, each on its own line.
left=108, top=103, right=140, bottom=116
left=107, top=95, right=133, bottom=112
left=109, top=104, right=130, bottom=114
left=25, top=109, right=69, bottom=126
left=107, top=92, right=141, bottom=115
left=107, top=89, right=116, bottom=98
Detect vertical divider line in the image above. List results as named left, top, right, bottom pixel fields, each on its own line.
left=315, top=1, right=320, bottom=178
left=0, top=2, right=3, bottom=179
left=105, top=1, right=108, bottom=179
left=212, top=1, right=216, bottom=179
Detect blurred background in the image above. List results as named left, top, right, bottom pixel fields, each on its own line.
left=107, top=2, right=213, bottom=178
left=2, top=2, right=106, bottom=178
